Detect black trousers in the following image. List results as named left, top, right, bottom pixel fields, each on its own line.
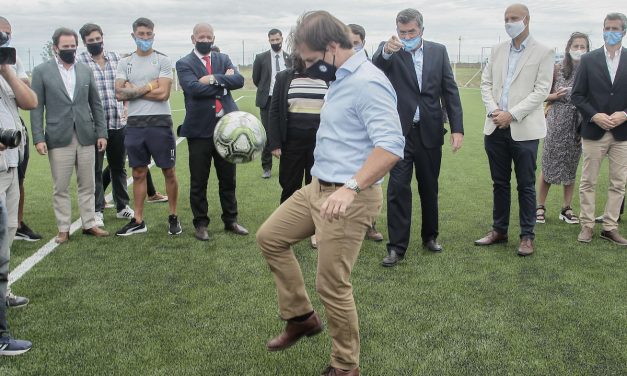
left=187, top=137, right=238, bottom=228
left=387, top=124, right=442, bottom=254
left=95, top=128, right=129, bottom=212
left=259, top=97, right=273, bottom=171
left=484, top=128, right=538, bottom=239
left=279, top=128, right=317, bottom=203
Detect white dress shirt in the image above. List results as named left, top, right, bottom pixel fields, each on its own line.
left=604, top=45, right=622, bottom=84
left=56, top=57, right=76, bottom=101
left=269, top=50, right=286, bottom=96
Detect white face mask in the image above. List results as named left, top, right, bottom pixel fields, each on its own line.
left=569, top=49, right=585, bottom=61
left=505, top=16, right=526, bottom=39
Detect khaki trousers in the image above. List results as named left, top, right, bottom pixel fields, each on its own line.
left=257, top=178, right=382, bottom=370
left=48, top=132, right=96, bottom=231
left=580, top=132, right=627, bottom=230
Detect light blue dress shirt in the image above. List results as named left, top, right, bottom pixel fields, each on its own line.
left=311, top=49, right=405, bottom=184
left=499, top=36, right=529, bottom=111
left=383, top=44, right=424, bottom=122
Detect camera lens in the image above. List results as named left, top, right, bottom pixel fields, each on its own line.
left=0, top=128, right=22, bottom=148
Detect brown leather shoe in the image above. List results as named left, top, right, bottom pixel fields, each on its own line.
left=55, top=232, right=69, bottom=244
left=600, top=229, right=627, bottom=246
left=517, top=237, right=534, bottom=256
left=321, top=366, right=360, bottom=375
left=82, top=227, right=110, bottom=237
left=474, top=230, right=508, bottom=246
left=267, top=312, right=323, bottom=351
left=224, top=222, right=249, bottom=236
left=577, top=226, right=593, bottom=243
left=365, top=225, right=383, bottom=242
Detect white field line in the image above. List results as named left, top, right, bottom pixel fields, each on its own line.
left=9, top=95, right=245, bottom=286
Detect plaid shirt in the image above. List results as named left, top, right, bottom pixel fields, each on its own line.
left=77, top=50, right=126, bottom=129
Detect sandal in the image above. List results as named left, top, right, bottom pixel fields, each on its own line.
left=559, top=206, right=579, bottom=224
left=536, top=205, right=546, bottom=224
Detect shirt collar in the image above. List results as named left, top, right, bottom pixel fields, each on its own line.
left=335, top=49, right=368, bottom=81
left=510, top=35, right=530, bottom=52
left=194, top=49, right=210, bottom=61
left=604, top=45, right=622, bottom=60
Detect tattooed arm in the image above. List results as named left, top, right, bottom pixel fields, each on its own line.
left=115, top=78, right=158, bottom=101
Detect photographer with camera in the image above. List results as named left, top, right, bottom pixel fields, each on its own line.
left=0, top=22, right=37, bottom=355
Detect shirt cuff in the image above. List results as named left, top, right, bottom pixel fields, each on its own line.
left=382, top=50, right=393, bottom=60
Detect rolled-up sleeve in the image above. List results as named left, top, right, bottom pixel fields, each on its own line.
left=357, top=80, right=405, bottom=158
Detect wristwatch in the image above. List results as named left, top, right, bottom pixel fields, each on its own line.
left=208, top=75, right=215, bottom=85
left=343, top=178, right=361, bottom=193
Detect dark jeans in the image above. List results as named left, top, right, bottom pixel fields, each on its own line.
left=95, top=128, right=129, bottom=212
left=484, top=128, right=539, bottom=239
left=387, top=124, right=441, bottom=254
left=259, top=97, right=273, bottom=172
left=187, top=138, right=238, bottom=228
left=0, top=201, right=9, bottom=337
left=279, top=128, right=317, bottom=203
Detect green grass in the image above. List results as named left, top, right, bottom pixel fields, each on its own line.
left=1, top=88, right=626, bottom=375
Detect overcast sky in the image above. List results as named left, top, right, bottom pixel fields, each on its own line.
left=4, top=0, right=625, bottom=70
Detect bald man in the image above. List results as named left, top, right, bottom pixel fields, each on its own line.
left=476, top=4, right=553, bottom=256
left=175, top=23, right=248, bottom=241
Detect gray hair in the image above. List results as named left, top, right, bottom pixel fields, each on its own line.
left=396, top=8, right=424, bottom=30
left=604, top=12, right=627, bottom=31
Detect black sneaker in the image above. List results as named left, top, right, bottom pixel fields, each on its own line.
left=168, top=215, right=182, bottom=235
left=14, top=222, right=42, bottom=242
left=0, top=337, right=32, bottom=356
left=115, top=218, right=147, bottom=236
left=6, top=292, right=29, bottom=308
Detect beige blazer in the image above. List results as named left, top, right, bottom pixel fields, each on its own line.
left=480, top=36, right=554, bottom=141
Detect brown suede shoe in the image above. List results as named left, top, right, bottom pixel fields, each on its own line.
left=577, top=226, right=593, bottom=243
left=82, top=227, right=110, bottom=237
left=55, top=232, right=69, bottom=244
left=365, top=225, right=383, bottom=242
left=267, top=312, right=323, bottom=351
left=517, top=237, right=534, bottom=256
left=474, top=230, right=508, bottom=246
left=600, top=229, right=627, bottom=246
left=321, top=366, right=360, bottom=375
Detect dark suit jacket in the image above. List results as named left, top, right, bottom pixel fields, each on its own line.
left=372, top=40, right=463, bottom=148
left=252, top=50, right=291, bottom=109
left=176, top=51, right=244, bottom=138
left=571, top=46, right=627, bottom=141
left=30, top=59, right=107, bottom=150
left=268, top=69, right=295, bottom=151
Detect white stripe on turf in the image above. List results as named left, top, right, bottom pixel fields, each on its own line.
left=9, top=96, right=245, bottom=286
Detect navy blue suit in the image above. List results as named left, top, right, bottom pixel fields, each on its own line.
left=373, top=41, right=463, bottom=252
left=175, top=50, right=244, bottom=228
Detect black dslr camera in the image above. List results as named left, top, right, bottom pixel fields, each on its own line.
left=0, top=129, right=22, bottom=148
left=0, top=31, right=16, bottom=65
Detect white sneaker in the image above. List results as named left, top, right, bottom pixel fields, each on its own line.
left=94, top=212, right=104, bottom=227
left=116, top=205, right=135, bottom=219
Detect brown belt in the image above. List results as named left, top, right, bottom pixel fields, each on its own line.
left=318, top=179, right=343, bottom=187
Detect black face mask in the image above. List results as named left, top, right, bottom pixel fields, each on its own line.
left=305, top=52, right=336, bottom=82
left=270, top=43, right=282, bottom=52
left=86, top=42, right=104, bottom=56
left=58, top=49, right=76, bottom=64
left=195, top=41, right=213, bottom=55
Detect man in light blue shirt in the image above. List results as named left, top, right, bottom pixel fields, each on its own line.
left=256, top=10, right=404, bottom=376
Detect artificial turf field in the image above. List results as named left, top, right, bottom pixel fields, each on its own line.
left=2, top=83, right=626, bottom=375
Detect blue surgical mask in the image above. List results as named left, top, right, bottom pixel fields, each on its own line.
left=603, top=31, right=624, bottom=46
left=402, top=35, right=422, bottom=52
left=354, top=45, right=363, bottom=52
left=135, top=37, right=154, bottom=52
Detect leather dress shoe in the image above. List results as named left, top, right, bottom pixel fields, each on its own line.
left=517, top=237, right=534, bottom=256
left=267, top=312, right=323, bottom=351
left=224, top=222, right=249, bottom=235
left=365, top=225, right=383, bottom=242
left=82, top=227, right=110, bottom=237
left=195, top=226, right=209, bottom=241
left=55, top=232, right=69, bottom=244
left=423, top=239, right=443, bottom=252
left=381, top=250, right=404, bottom=267
left=321, top=365, right=360, bottom=375
left=474, top=230, right=508, bottom=246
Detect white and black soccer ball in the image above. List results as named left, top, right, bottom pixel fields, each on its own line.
left=213, top=111, right=266, bottom=164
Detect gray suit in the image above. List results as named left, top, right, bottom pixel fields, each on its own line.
left=30, top=59, right=107, bottom=232
left=30, top=59, right=107, bottom=148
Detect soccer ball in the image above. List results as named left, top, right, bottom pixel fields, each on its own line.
left=213, top=111, right=266, bottom=164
